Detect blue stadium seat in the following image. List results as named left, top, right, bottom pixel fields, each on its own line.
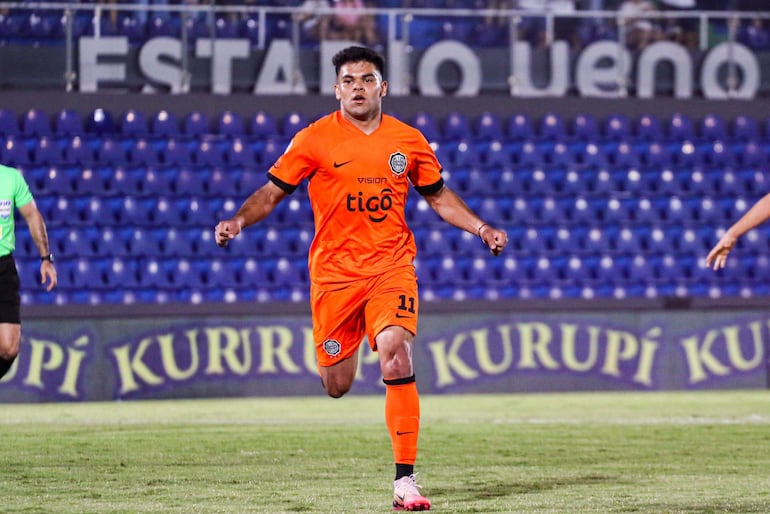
left=193, top=139, right=225, bottom=167
left=731, top=115, right=758, bottom=142
left=161, top=139, right=194, bottom=167
left=96, top=227, right=128, bottom=256
left=54, top=109, right=84, bottom=137
left=482, top=140, right=511, bottom=168
left=539, top=113, right=566, bottom=141
left=65, top=226, right=102, bottom=257
left=517, top=142, right=545, bottom=166
left=249, top=111, right=278, bottom=139
left=0, top=108, right=19, bottom=136
left=96, top=138, right=128, bottom=165
left=666, top=113, right=694, bottom=142
left=576, top=143, right=608, bottom=169
left=184, top=111, right=211, bottom=137
left=168, top=258, right=206, bottom=290
left=442, top=112, right=472, bottom=141
left=120, top=109, right=149, bottom=137
left=603, top=113, right=630, bottom=141
left=737, top=141, right=766, bottom=167
left=160, top=227, right=197, bottom=257
left=611, top=142, right=640, bottom=168
left=208, top=168, right=241, bottom=196
left=21, top=108, right=52, bottom=137
left=139, top=258, right=173, bottom=288
left=148, top=14, right=180, bottom=38
left=450, top=141, right=481, bottom=168
left=61, top=136, right=94, bottom=166
left=85, top=108, right=116, bottom=135
left=548, top=142, right=573, bottom=167
left=173, top=168, right=209, bottom=196
left=281, top=112, right=307, bottom=139
left=129, top=138, right=160, bottom=166
left=699, top=113, right=727, bottom=142
left=701, top=141, right=735, bottom=167
left=640, top=142, right=673, bottom=168
left=103, top=257, right=140, bottom=288
left=260, top=139, right=286, bottom=167
left=32, top=136, right=62, bottom=165
left=225, top=138, right=255, bottom=167
left=571, top=113, right=598, bottom=141
left=151, top=110, right=180, bottom=139
left=506, top=113, right=534, bottom=141
left=217, top=110, right=245, bottom=137
left=1, top=136, right=30, bottom=166
left=474, top=112, right=503, bottom=141
left=76, top=166, right=109, bottom=195
left=38, top=165, right=76, bottom=195
left=71, top=257, right=110, bottom=289
left=635, top=114, right=663, bottom=141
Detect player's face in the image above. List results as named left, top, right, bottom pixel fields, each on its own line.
left=334, top=61, right=388, bottom=122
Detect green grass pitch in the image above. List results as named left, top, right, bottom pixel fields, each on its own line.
left=2, top=391, right=769, bottom=513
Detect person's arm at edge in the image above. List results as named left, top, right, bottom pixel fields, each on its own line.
left=706, top=192, right=770, bottom=270
left=18, top=200, right=57, bottom=291
left=422, top=184, right=508, bottom=256
left=215, top=180, right=288, bottom=247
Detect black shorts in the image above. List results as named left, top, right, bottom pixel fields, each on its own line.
left=0, top=254, right=21, bottom=324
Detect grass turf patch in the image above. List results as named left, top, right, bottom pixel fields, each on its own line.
left=1, top=391, right=768, bottom=513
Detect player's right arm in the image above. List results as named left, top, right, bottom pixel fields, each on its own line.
left=215, top=180, right=288, bottom=247
left=706, top=192, right=770, bottom=270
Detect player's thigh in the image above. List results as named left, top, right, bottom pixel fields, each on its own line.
left=0, top=323, right=21, bottom=356
left=310, top=282, right=367, bottom=368
left=364, top=265, right=419, bottom=347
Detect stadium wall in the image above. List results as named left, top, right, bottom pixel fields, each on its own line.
left=2, top=298, right=769, bottom=402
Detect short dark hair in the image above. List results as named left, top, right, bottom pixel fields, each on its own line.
left=332, top=46, right=385, bottom=78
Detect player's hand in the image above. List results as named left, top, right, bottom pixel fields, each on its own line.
left=215, top=219, right=242, bottom=247
left=40, top=261, right=57, bottom=291
left=480, top=225, right=508, bottom=256
left=706, top=232, right=737, bottom=270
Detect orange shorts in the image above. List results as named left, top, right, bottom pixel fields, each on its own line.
left=310, top=265, right=419, bottom=368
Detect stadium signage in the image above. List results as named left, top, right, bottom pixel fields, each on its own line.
left=1, top=315, right=768, bottom=401
left=77, top=37, right=760, bottom=99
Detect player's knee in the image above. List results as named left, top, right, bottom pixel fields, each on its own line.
left=381, top=345, right=413, bottom=378
left=325, top=383, right=350, bottom=399
left=321, top=376, right=352, bottom=398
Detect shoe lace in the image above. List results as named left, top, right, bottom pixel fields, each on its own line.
left=396, top=473, right=423, bottom=497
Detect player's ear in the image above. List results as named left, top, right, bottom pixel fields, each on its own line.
left=334, top=83, right=341, bottom=100
left=380, top=80, right=388, bottom=98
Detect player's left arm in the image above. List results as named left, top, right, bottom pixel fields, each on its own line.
left=422, top=184, right=508, bottom=256
left=18, top=200, right=58, bottom=291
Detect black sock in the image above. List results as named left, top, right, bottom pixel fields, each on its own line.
left=395, top=463, right=414, bottom=481
left=0, top=356, right=16, bottom=380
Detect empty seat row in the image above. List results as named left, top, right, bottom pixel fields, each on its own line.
left=0, top=107, right=311, bottom=140
left=4, top=108, right=770, bottom=145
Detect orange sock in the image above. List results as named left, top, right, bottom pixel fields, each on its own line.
left=384, top=376, right=420, bottom=466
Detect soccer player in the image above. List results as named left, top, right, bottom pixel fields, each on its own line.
left=214, top=46, right=508, bottom=511
left=0, top=163, right=57, bottom=380
left=707, top=192, right=770, bottom=270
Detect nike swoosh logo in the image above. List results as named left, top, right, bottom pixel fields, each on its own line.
left=396, top=431, right=415, bottom=436
left=333, top=160, right=353, bottom=168
left=395, top=313, right=413, bottom=318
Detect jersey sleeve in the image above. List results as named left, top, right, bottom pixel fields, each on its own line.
left=407, top=129, right=445, bottom=195
left=267, top=126, right=318, bottom=194
left=13, top=168, right=33, bottom=208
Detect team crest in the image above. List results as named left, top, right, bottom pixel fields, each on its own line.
left=388, top=151, right=407, bottom=177
left=322, top=339, right=342, bottom=357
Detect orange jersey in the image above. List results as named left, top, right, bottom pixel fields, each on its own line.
left=268, top=111, right=444, bottom=286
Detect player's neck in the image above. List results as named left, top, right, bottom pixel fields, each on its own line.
left=341, top=109, right=382, bottom=135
